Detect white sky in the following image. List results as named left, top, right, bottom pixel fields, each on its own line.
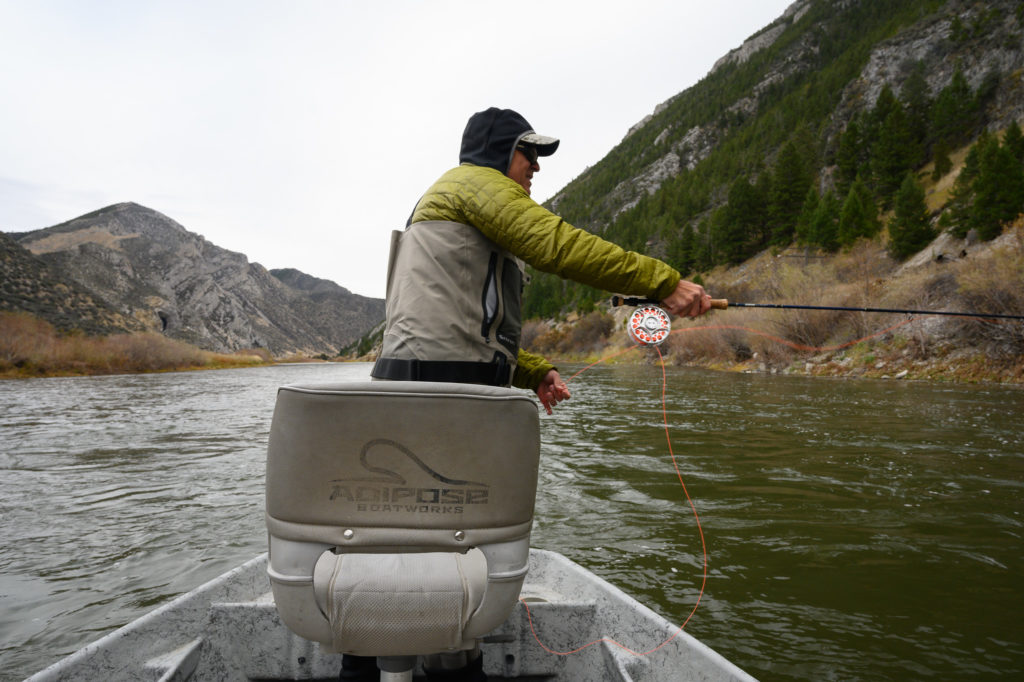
left=1, top=0, right=793, bottom=298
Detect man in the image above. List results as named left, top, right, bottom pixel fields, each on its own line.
left=371, top=107, right=711, bottom=416
left=346, top=108, right=710, bottom=681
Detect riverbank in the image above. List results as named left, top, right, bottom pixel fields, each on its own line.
left=524, top=226, right=1024, bottom=386
left=545, top=336, right=1024, bottom=386
left=0, top=311, right=274, bottom=379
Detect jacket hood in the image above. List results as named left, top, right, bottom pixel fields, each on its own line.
left=459, top=108, right=559, bottom=173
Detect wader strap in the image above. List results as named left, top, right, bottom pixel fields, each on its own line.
left=371, top=357, right=511, bottom=387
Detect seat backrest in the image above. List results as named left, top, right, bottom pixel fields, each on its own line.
left=265, top=381, right=540, bottom=655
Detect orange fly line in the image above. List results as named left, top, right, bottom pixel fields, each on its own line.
left=522, top=317, right=920, bottom=657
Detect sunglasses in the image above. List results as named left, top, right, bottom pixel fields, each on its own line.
left=516, top=144, right=539, bottom=165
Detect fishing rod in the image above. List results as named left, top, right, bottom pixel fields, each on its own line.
left=610, top=296, right=1024, bottom=321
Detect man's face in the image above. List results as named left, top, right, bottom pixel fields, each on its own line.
left=507, top=145, right=540, bottom=195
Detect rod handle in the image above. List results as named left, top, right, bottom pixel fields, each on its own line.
left=611, top=295, right=730, bottom=310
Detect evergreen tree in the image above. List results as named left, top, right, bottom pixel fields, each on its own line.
left=710, top=206, right=742, bottom=264
left=719, top=177, right=766, bottom=261
left=667, top=223, right=697, bottom=274
left=871, top=84, right=902, bottom=129
left=888, top=173, right=934, bottom=259
left=932, top=139, right=952, bottom=181
left=973, top=133, right=1024, bottom=239
left=838, top=177, right=880, bottom=246
left=940, top=133, right=985, bottom=237
left=768, top=141, right=811, bottom=246
left=692, top=218, right=714, bottom=272
left=811, top=189, right=842, bottom=251
left=872, top=104, right=916, bottom=202
left=522, top=270, right=563, bottom=319
left=796, top=185, right=820, bottom=244
left=931, top=67, right=974, bottom=147
left=836, top=117, right=865, bottom=194
left=901, top=61, right=931, bottom=162
left=1003, top=120, right=1024, bottom=164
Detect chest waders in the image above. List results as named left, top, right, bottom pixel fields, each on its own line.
left=371, top=221, right=526, bottom=387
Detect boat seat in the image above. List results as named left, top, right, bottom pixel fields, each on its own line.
left=265, top=381, right=540, bottom=663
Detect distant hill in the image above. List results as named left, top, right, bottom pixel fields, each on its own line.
left=3, top=203, right=383, bottom=356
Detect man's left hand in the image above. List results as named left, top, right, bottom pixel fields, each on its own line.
left=536, top=369, right=571, bottom=415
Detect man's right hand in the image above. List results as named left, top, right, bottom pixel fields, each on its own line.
left=661, top=279, right=711, bottom=317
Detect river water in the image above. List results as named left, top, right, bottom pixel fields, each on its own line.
left=1, top=362, right=1021, bottom=681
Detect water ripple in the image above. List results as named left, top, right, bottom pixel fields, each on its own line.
left=2, top=363, right=1023, bottom=681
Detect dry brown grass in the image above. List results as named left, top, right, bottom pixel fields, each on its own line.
left=0, top=312, right=270, bottom=378
left=543, top=226, right=1023, bottom=383
left=949, top=232, right=1024, bottom=358
left=523, top=312, right=614, bottom=357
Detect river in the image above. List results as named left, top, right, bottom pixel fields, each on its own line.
left=1, top=362, right=1021, bottom=681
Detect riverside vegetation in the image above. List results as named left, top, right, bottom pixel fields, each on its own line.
left=521, top=221, right=1024, bottom=385
left=0, top=312, right=273, bottom=379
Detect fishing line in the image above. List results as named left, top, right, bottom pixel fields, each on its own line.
left=522, top=341, right=707, bottom=657
left=523, top=299, right=948, bottom=658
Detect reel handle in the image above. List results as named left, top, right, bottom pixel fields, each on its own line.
left=610, top=295, right=730, bottom=310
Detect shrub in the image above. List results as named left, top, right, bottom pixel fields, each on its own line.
left=952, top=239, right=1024, bottom=357
left=0, top=312, right=269, bottom=377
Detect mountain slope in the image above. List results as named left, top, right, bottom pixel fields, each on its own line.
left=1, top=231, right=146, bottom=336
left=527, top=0, right=1024, bottom=317
left=8, top=203, right=383, bottom=355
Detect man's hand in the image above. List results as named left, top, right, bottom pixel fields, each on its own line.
left=661, top=279, right=712, bottom=317
left=535, top=369, right=571, bottom=415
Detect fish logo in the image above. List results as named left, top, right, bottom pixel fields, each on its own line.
left=328, top=439, right=489, bottom=511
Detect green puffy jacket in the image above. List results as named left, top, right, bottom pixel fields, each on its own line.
left=411, top=164, right=681, bottom=390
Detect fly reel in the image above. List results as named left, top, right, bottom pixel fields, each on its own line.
left=626, top=304, right=671, bottom=346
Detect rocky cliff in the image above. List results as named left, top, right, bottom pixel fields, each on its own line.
left=550, top=0, right=1024, bottom=230
left=5, top=203, right=384, bottom=356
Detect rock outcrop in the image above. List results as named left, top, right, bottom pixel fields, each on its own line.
left=551, top=0, right=1024, bottom=231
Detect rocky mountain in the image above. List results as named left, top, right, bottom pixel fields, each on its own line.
left=1, top=230, right=146, bottom=336
left=4, top=203, right=384, bottom=356
left=530, top=0, right=1024, bottom=316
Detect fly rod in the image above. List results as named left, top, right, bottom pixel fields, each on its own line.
left=610, top=295, right=1024, bottom=321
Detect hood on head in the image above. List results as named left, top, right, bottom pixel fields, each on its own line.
left=459, top=107, right=559, bottom=173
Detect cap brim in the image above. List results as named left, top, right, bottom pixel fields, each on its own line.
left=519, top=132, right=559, bottom=156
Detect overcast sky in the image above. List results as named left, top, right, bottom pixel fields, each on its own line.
left=1, top=0, right=793, bottom=298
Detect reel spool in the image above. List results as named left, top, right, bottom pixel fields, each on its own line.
left=627, top=305, right=671, bottom=346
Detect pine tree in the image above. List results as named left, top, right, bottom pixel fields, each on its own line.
left=940, top=134, right=985, bottom=238
left=931, top=67, right=974, bottom=147
left=872, top=104, right=916, bottom=203
left=811, top=190, right=841, bottom=252
left=901, top=61, right=931, bottom=163
left=796, top=185, right=820, bottom=244
left=768, top=141, right=811, bottom=246
left=668, top=223, right=696, bottom=274
left=692, top=218, right=714, bottom=272
left=932, top=139, right=953, bottom=181
left=973, top=133, right=1024, bottom=240
left=721, top=177, right=766, bottom=260
left=888, top=173, right=934, bottom=259
left=1003, top=120, right=1024, bottom=164
left=838, top=177, right=880, bottom=247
